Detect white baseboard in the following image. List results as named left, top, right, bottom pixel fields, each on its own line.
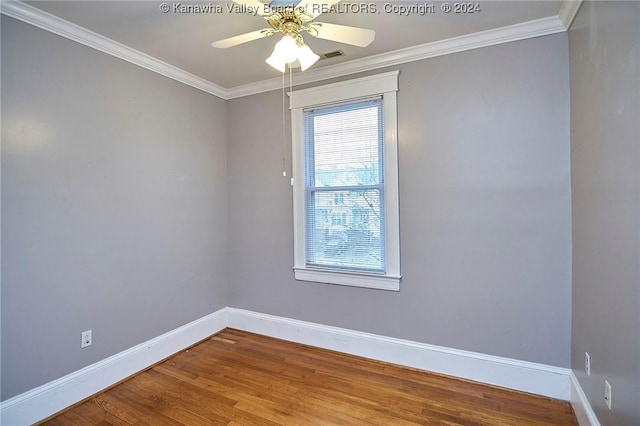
left=227, top=308, right=572, bottom=401
left=570, top=371, right=601, bottom=425
left=0, top=308, right=228, bottom=426
left=2, top=307, right=599, bottom=425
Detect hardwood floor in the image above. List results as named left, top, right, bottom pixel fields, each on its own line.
left=41, top=328, right=577, bottom=425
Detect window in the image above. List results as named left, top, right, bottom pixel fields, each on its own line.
left=305, top=98, right=384, bottom=271
left=290, top=71, right=401, bottom=291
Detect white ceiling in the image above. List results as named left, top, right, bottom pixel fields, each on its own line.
left=19, top=0, right=566, bottom=92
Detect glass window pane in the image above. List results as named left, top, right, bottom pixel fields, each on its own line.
left=304, top=98, right=385, bottom=273
left=306, top=189, right=384, bottom=272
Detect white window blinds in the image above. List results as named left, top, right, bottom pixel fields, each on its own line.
left=303, top=97, right=385, bottom=272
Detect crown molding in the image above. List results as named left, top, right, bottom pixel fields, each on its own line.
left=0, top=0, right=228, bottom=99
left=558, top=0, right=584, bottom=30
left=225, top=15, right=566, bottom=99
left=2, top=0, right=575, bottom=100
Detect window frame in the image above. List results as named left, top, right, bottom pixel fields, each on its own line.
left=290, top=71, right=401, bottom=291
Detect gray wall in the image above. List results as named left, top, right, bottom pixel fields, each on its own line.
left=569, top=2, right=640, bottom=424
left=1, top=16, right=228, bottom=400
left=228, top=33, right=572, bottom=367
left=2, top=9, right=578, bottom=404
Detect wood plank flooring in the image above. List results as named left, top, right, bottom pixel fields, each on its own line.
left=41, top=328, right=577, bottom=425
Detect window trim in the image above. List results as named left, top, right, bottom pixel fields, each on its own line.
left=290, top=71, right=401, bottom=291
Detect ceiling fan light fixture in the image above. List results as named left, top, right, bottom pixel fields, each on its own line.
left=266, top=35, right=319, bottom=72
left=266, top=34, right=302, bottom=72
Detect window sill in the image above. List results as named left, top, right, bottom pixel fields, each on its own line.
left=293, top=267, right=400, bottom=291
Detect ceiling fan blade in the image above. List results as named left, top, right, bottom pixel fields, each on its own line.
left=297, top=0, right=341, bottom=19
left=212, top=29, right=271, bottom=48
left=311, top=22, right=375, bottom=47
left=233, top=0, right=268, bottom=15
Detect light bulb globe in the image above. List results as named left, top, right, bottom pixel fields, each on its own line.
left=298, top=44, right=320, bottom=71
left=266, top=52, right=286, bottom=72
left=275, top=35, right=300, bottom=63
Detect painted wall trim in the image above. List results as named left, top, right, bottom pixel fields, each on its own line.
left=2, top=0, right=574, bottom=100
left=570, top=371, right=601, bottom=426
left=227, top=308, right=572, bottom=401
left=0, top=0, right=228, bottom=99
left=0, top=308, right=228, bottom=426
left=225, top=15, right=566, bottom=99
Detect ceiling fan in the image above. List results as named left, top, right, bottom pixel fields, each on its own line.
left=211, top=0, right=375, bottom=72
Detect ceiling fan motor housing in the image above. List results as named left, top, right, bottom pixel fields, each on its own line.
left=266, top=6, right=316, bottom=45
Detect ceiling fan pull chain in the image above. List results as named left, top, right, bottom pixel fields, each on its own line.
left=282, top=67, right=287, bottom=177
left=289, top=60, right=293, bottom=93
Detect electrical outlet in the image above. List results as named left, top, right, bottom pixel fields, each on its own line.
left=604, top=380, right=612, bottom=409
left=585, top=352, right=591, bottom=376
left=81, top=330, right=92, bottom=348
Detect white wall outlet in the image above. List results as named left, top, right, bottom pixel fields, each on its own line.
left=604, top=380, right=612, bottom=409
left=585, top=352, right=591, bottom=376
left=81, top=330, right=92, bottom=348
